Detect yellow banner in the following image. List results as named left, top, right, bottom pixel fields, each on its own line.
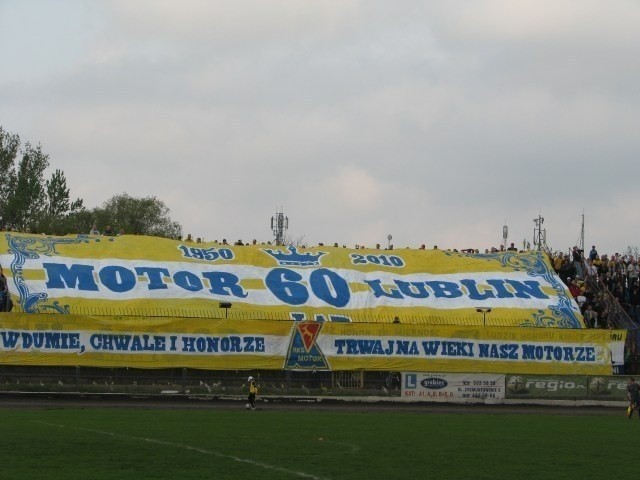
left=0, top=313, right=623, bottom=374
left=1, top=233, right=583, bottom=327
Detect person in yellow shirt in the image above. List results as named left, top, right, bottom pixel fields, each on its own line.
left=246, top=376, right=258, bottom=410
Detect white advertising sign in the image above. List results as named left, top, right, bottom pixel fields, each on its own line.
left=402, top=372, right=506, bottom=403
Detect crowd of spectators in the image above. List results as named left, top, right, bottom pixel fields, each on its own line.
left=88, top=224, right=125, bottom=236
left=550, top=245, right=640, bottom=330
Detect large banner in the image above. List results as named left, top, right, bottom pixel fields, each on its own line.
left=1, top=233, right=583, bottom=327
left=0, top=313, right=625, bottom=374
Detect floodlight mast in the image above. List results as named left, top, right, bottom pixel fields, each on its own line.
left=271, top=209, right=288, bottom=246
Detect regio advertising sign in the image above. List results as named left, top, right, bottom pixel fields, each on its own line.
left=402, top=372, right=505, bottom=403
left=505, top=375, right=630, bottom=401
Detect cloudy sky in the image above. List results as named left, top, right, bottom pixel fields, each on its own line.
left=1, top=0, right=639, bottom=255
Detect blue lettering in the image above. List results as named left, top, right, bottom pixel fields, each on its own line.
left=504, top=280, right=549, bottom=299
left=345, top=339, right=358, bottom=354
left=202, top=272, right=248, bottom=298
left=206, top=337, right=219, bottom=352
left=395, top=281, right=430, bottom=299
left=356, top=339, right=378, bottom=354
left=522, top=344, right=542, bottom=360
left=486, top=279, right=513, bottom=298
left=182, top=336, right=196, bottom=352
left=1, top=331, right=20, bottom=348
left=309, top=269, right=350, bottom=308
left=43, top=263, right=98, bottom=291
left=243, top=337, right=255, bottom=352
left=460, top=279, right=496, bottom=301
left=396, top=340, right=411, bottom=355
left=130, top=336, right=144, bottom=351
left=501, top=343, right=518, bottom=359
left=174, top=271, right=203, bottom=292
left=365, top=279, right=403, bottom=299
left=424, top=281, right=462, bottom=298
left=135, top=267, right=170, bottom=290
left=99, top=266, right=136, bottom=293
left=563, top=347, right=575, bottom=361
left=265, top=268, right=309, bottom=305
left=422, top=341, right=440, bottom=355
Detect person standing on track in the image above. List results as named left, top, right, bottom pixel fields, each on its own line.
left=627, top=377, right=640, bottom=419
left=247, top=376, right=258, bottom=410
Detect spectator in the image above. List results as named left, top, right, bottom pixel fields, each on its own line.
left=572, top=246, right=584, bottom=279
left=628, top=284, right=640, bottom=322
left=185, top=234, right=194, bottom=242
left=628, top=259, right=639, bottom=284
left=559, top=258, right=575, bottom=284
left=585, top=259, right=597, bottom=278
left=553, top=253, right=564, bottom=273
left=89, top=224, right=100, bottom=235
left=103, top=226, right=115, bottom=236
left=117, top=228, right=125, bottom=236
left=0, top=266, right=7, bottom=312
left=568, top=279, right=582, bottom=298
left=583, top=304, right=597, bottom=328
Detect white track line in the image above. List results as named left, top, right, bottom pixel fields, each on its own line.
left=36, top=421, right=331, bottom=480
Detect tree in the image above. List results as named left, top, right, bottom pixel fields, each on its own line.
left=0, top=126, right=85, bottom=234
left=36, top=169, right=85, bottom=234
left=46, top=169, right=71, bottom=217
left=0, top=126, right=181, bottom=239
left=4, top=142, right=49, bottom=230
left=93, top=193, right=182, bottom=239
left=624, top=246, right=640, bottom=260
left=0, top=127, right=20, bottom=226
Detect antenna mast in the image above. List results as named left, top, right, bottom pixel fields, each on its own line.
left=270, top=208, right=288, bottom=246
left=502, top=222, right=508, bottom=249
left=533, top=213, right=546, bottom=251
left=579, top=212, right=585, bottom=252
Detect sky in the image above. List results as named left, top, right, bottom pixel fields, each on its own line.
left=1, top=0, right=639, bottom=256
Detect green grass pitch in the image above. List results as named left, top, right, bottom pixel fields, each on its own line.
left=1, top=405, right=636, bottom=479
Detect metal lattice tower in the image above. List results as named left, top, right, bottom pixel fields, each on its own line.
left=533, top=214, right=546, bottom=251
left=271, top=209, right=288, bottom=246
